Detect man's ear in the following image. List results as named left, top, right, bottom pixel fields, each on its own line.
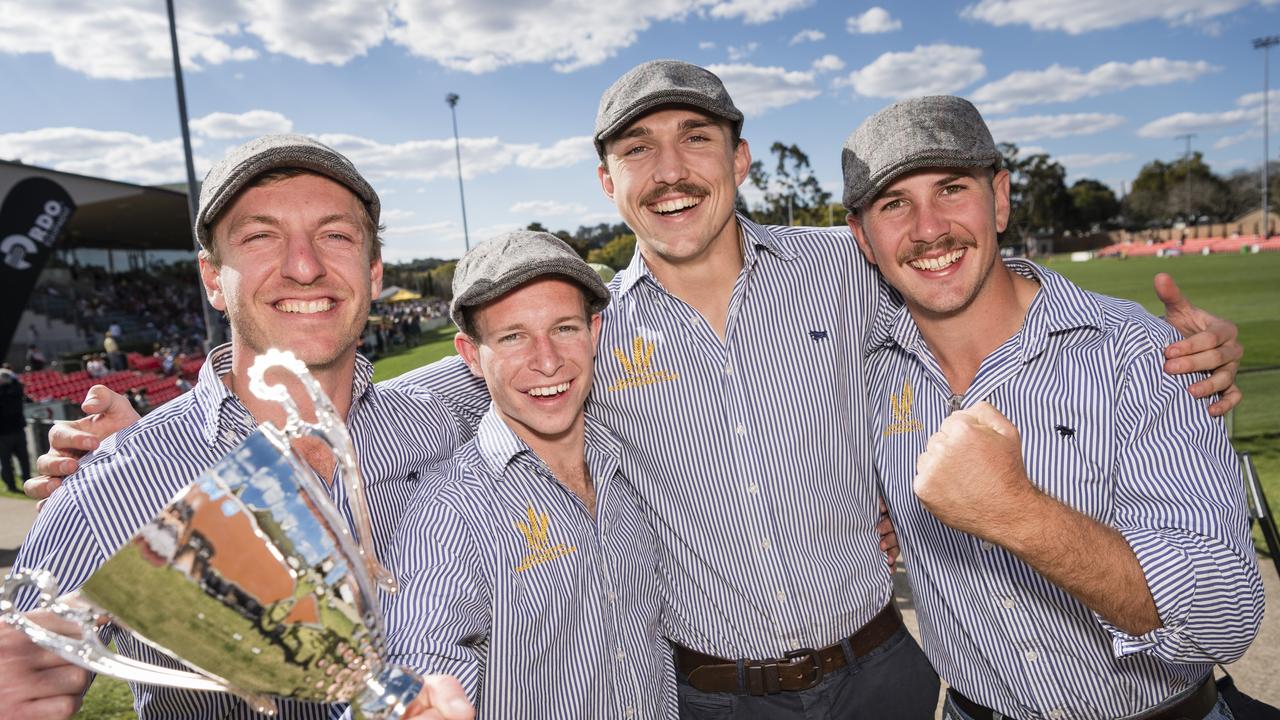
left=732, top=138, right=752, bottom=187
left=992, top=169, right=1012, bottom=234
left=589, top=312, right=602, bottom=354
left=370, top=255, right=384, bottom=298
left=598, top=161, right=615, bottom=201
left=198, top=250, right=226, bottom=311
left=846, top=212, right=878, bottom=266
left=454, top=332, right=484, bottom=378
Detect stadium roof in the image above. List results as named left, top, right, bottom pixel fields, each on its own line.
left=0, top=159, right=195, bottom=252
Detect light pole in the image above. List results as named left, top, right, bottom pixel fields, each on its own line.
left=1174, top=133, right=1196, bottom=222
left=446, top=93, right=471, bottom=252
left=1254, top=36, right=1280, bottom=238
left=166, top=0, right=224, bottom=348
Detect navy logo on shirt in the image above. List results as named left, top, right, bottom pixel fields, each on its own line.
left=1055, top=424, right=1075, bottom=438
left=809, top=330, right=828, bottom=341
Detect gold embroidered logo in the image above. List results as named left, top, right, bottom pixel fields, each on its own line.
left=515, top=506, right=576, bottom=573
left=607, top=336, right=679, bottom=392
left=883, top=377, right=924, bottom=436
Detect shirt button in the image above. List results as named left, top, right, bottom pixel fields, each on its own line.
left=625, top=707, right=635, bottom=719
left=724, top=364, right=733, bottom=376
left=1024, top=649, right=1039, bottom=663
left=616, top=648, right=626, bottom=661
left=979, top=540, right=994, bottom=551
left=746, top=482, right=759, bottom=495
left=686, top=315, right=699, bottom=327
left=1049, top=709, right=1065, bottom=720
left=775, top=590, right=787, bottom=603
left=735, top=423, right=747, bottom=436
left=759, top=538, right=771, bottom=552
left=1001, top=596, right=1015, bottom=609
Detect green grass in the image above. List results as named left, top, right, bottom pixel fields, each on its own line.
left=370, top=326, right=460, bottom=383
left=1042, top=252, right=1280, bottom=369
left=77, top=666, right=137, bottom=719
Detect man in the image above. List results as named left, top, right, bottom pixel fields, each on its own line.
left=2, top=135, right=473, bottom=720
left=0, top=367, right=29, bottom=492
left=845, top=96, right=1263, bottom=720
left=29, top=63, right=1246, bottom=719
left=384, top=230, right=675, bottom=719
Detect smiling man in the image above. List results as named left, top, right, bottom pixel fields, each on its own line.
left=383, top=230, right=675, bottom=719
left=847, top=96, right=1263, bottom=720
left=1, top=135, right=474, bottom=720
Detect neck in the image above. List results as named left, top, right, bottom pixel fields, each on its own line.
left=516, top=416, right=594, bottom=514
left=909, top=263, right=1040, bottom=395
left=639, top=217, right=744, bottom=339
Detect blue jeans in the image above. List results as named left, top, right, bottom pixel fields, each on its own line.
left=941, top=690, right=1235, bottom=720
left=677, top=628, right=940, bottom=719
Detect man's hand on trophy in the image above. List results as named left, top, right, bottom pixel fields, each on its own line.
left=404, top=675, right=475, bottom=720
left=25, top=386, right=139, bottom=506
left=0, top=612, right=93, bottom=719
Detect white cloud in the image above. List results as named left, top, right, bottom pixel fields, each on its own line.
left=1056, top=152, right=1134, bottom=168
left=961, top=0, right=1256, bottom=34
left=316, top=132, right=595, bottom=182
left=706, top=0, right=812, bottom=24
left=0, top=127, right=204, bottom=185
left=847, top=7, right=902, bottom=34
left=727, top=42, right=759, bottom=61
left=1214, top=128, right=1263, bottom=149
left=988, top=113, right=1125, bottom=142
left=789, top=28, right=825, bottom=45
left=699, top=41, right=717, bottom=50
left=972, top=58, right=1219, bottom=114
left=389, top=0, right=710, bottom=74
left=513, top=136, right=596, bottom=170
left=509, top=200, right=589, bottom=217
left=811, top=54, right=845, bottom=73
left=242, top=0, right=390, bottom=64
left=841, top=45, right=985, bottom=99
left=707, top=63, right=821, bottom=115
left=1137, top=108, right=1256, bottom=138
left=190, top=110, right=293, bottom=139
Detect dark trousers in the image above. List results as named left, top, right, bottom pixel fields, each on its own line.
left=0, top=430, right=30, bottom=491
left=677, top=628, right=940, bottom=719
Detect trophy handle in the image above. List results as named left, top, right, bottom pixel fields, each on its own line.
left=248, top=350, right=397, bottom=596
left=0, top=570, right=279, bottom=716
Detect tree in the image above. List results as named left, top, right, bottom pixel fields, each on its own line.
left=1067, top=179, right=1120, bottom=233
left=1000, top=143, right=1071, bottom=240
left=1123, top=152, right=1230, bottom=227
left=586, top=233, right=636, bottom=271
left=746, top=142, right=833, bottom=226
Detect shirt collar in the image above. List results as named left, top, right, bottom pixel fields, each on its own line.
left=614, top=213, right=797, bottom=298
left=866, top=258, right=1106, bottom=363
left=473, top=404, right=621, bottom=481
left=193, top=344, right=378, bottom=446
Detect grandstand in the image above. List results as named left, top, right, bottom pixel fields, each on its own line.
left=18, top=353, right=204, bottom=408
left=1093, top=235, right=1280, bottom=258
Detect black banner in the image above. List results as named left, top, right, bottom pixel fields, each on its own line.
left=0, top=177, right=76, bottom=360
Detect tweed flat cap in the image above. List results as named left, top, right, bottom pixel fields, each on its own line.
left=594, top=59, right=743, bottom=156
left=450, top=230, right=611, bottom=335
left=195, top=134, right=379, bottom=250
left=842, top=96, right=1002, bottom=211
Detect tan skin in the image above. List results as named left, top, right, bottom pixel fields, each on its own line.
left=850, top=167, right=1159, bottom=634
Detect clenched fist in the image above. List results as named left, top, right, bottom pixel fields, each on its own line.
left=913, top=402, right=1041, bottom=540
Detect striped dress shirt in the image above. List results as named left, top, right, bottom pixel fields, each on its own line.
left=384, top=407, right=677, bottom=719
left=397, top=217, right=893, bottom=660
left=866, top=259, right=1264, bottom=720
left=11, top=344, right=473, bottom=719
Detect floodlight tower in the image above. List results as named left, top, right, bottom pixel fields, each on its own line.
left=1254, top=36, right=1280, bottom=237
left=446, top=93, right=471, bottom=252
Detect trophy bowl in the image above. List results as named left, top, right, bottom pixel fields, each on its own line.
left=1, top=350, right=422, bottom=718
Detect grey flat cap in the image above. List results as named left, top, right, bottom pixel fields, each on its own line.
left=594, top=59, right=743, bottom=157
left=450, top=230, right=611, bottom=335
left=195, top=134, right=379, bottom=250
left=842, top=96, right=1001, bottom=211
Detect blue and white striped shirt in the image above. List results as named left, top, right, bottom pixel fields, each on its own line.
left=11, top=344, right=472, bottom=719
left=866, top=260, right=1264, bottom=720
left=398, top=217, right=893, bottom=659
left=384, top=408, right=676, bottom=719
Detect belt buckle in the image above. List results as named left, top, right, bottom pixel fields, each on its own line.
left=782, top=647, right=823, bottom=690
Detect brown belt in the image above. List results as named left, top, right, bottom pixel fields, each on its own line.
left=948, top=675, right=1218, bottom=720
left=673, top=603, right=903, bottom=695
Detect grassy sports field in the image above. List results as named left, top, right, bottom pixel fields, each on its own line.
left=74, top=251, right=1280, bottom=718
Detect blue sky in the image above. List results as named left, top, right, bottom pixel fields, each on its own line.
left=2, top=0, right=1278, bottom=262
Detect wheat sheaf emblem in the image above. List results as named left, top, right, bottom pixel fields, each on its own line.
left=607, top=335, right=678, bottom=392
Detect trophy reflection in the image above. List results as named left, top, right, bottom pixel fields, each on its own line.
left=1, top=350, right=422, bottom=718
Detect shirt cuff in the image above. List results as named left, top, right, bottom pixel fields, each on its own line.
left=1099, top=527, right=1195, bottom=657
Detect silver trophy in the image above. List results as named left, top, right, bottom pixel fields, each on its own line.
left=1, top=349, right=423, bottom=718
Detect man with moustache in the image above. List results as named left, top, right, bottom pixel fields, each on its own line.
left=383, top=230, right=676, bottom=719
left=28, top=63, right=1246, bottom=720
left=847, top=96, right=1262, bottom=720
left=0, top=135, right=474, bottom=720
